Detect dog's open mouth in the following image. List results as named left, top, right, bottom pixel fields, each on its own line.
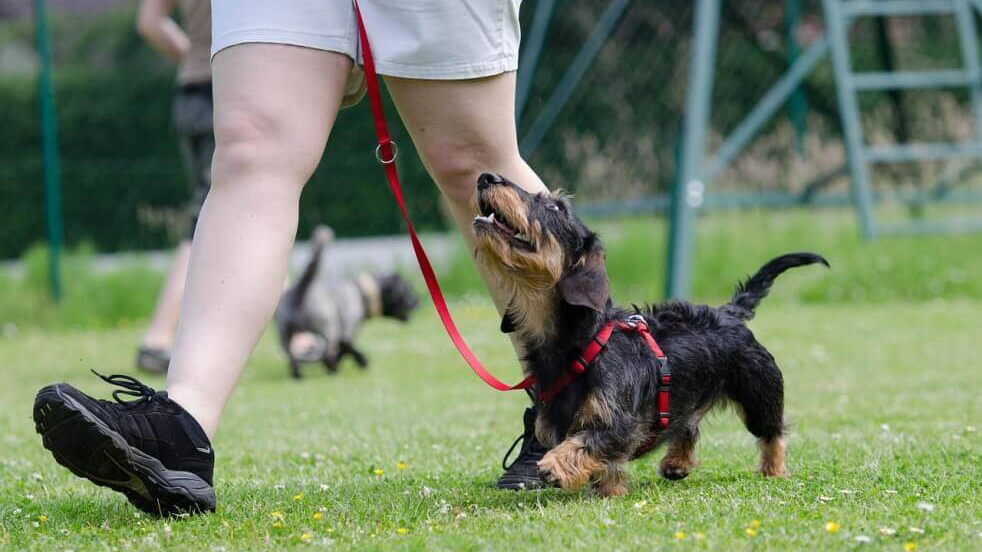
left=474, top=199, right=534, bottom=250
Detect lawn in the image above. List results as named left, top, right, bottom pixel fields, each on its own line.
left=1, top=294, right=979, bottom=551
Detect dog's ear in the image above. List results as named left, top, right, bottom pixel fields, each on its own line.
left=557, top=237, right=609, bottom=312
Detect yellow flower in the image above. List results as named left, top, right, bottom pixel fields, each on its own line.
left=293, top=493, right=304, bottom=501
left=751, top=519, right=761, bottom=528
left=825, top=521, right=840, bottom=533
left=374, top=469, right=385, bottom=476
left=397, top=462, right=408, bottom=470
left=271, top=511, right=285, bottom=519
left=746, top=528, right=758, bottom=537
left=903, top=543, right=917, bottom=551
left=674, top=531, right=686, bottom=540
left=38, top=516, right=47, bottom=523
left=694, top=532, right=705, bottom=541
left=396, top=527, right=409, bottom=535
left=272, top=521, right=283, bottom=529
left=300, top=532, right=313, bottom=541
left=313, top=512, right=324, bottom=520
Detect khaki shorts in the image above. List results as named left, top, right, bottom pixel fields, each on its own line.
left=212, top=0, right=522, bottom=107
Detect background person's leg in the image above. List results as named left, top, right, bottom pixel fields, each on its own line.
left=166, top=44, right=353, bottom=438
left=384, top=72, right=548, bottom=340
left=141, top=240, right=191, bottom=352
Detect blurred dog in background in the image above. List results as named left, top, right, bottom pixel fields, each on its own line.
left=275, top=226, right=419, bottom=379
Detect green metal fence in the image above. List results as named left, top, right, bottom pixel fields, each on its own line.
left=6, top=0, right=982, bottom=300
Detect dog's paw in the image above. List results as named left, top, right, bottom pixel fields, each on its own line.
left=537, top=442, right=599, bottom=491
left=658, top=458, right=694, bottom=481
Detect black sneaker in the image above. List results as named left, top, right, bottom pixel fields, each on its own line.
left=33, top=371, right=216, bottom=516
left=496, top=406, right=549, bottom=490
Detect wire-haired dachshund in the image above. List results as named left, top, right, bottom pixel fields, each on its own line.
left=471, top=172, right=828, bottom=496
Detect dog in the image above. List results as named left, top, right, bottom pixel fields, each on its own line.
left=274, top=226, right=419, bottom=379
left=471, top=172, right=828, bottom=496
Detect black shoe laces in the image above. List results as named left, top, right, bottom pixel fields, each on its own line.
left=91, top=370, right=157, bottom=405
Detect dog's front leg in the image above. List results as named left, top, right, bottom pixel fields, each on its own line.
left=537, top=433, right=604, bottom=491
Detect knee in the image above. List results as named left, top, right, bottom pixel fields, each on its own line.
left=212, top=108, right=321, bottom=189
left=419, top=137, right=516, bottom=206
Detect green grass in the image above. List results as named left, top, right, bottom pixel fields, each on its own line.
left=1, top=297, right=979, bottom=551
left=6, top=208, right=982, bottom=331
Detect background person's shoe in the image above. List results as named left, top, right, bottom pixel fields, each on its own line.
left=33, top=371, right=215, bottom=516
left=496, top=406, right=550, bottom=490
left=136, top=346, right=170, bottom=374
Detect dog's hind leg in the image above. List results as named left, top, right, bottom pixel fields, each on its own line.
left=321, top=353, right=340, bottom=374
left=289, top=356, right=303, bottom=379
left=727, top=347, right=787, bottom=477
left=339, top=341, right=368, bottom=369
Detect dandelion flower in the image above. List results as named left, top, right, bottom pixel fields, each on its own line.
left=694, top=532, right=705, bottom=541
left=825, top=521, right=840, bottom=533
left=272, top=521, right=283, bottom=529
left=373, top=469, right=384, bottom=476
left=313, top=512, right=323, bottom=520
left=397, top=462, right=408, bottom=470
left=293, top=493, right=304, bottom=501
left=396, top=527, right=409, bottom=535
left=674, top=531, right=686, bottom=540
left=745, top=528, right=758, bottom=537
left=750, top=519, right=761, bottom=528
left=300, top=532, right=313, bottom=541
left=904, top=542, right=917, bottom=551
left=271, top=511, right=285, bottom=519
left=38, top=516, right=47, bottom=523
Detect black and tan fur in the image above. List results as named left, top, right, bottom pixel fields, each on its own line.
left=471, top=172, right=828, bottom=496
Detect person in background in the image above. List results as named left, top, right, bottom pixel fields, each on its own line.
left=134, top=0, right=213, bottom=373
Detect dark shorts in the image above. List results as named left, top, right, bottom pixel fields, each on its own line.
left=173, top=82, right=215, bottom=239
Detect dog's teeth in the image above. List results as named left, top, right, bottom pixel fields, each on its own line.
left=488, top=212, right=496, bottom=222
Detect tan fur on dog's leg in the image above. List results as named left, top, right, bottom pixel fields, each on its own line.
left=758, top=436, right=787, bottom=477
left=593, top=464, right=628, bottom=497
left=537, top=435, right=603, bottom=490
left=659, top=438, right=698, bottom=480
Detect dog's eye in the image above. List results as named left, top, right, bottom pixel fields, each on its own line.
left=546, top=203, right=561, bottom=212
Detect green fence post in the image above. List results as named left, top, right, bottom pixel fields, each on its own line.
left=666, top=0, right=720, bottom=299
left=785, top=0, right=808, bottom=156
left=34, top=0, right=64, bottom=301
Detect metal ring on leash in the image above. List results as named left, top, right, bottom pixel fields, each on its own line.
left=375, top=141, right=399, bottom=164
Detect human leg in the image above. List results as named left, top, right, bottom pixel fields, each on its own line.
left=165, top=44, right=354, bottom=438
left=383, top=73, right=551, bottom=488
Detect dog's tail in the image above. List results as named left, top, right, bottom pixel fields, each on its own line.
left=724, top=252, right=829, bottom=320
left=290, top=225, right=334, bottom=309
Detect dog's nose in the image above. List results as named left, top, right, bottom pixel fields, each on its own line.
left=477, top=172, right=504, bottom=189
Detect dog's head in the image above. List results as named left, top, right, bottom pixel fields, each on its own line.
left=472, top=173, right=609, bottom=338
left=377, top=272, right=420, bottom=322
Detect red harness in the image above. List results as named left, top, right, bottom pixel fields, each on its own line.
left=539, top=315, right=672, bottom=430
left=353, top=4, right=670, bottom=431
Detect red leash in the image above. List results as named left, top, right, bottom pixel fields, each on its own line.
left=354, top=3, right=534, bottom=392
left=354, top=4, right=669, bottom=425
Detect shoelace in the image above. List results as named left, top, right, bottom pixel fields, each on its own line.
left=501, top=432, right=530, bottom=471
left=91, top=370, right=157, bottom=405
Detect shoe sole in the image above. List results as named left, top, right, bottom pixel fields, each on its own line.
left=33, top=384, right=216, bottom=516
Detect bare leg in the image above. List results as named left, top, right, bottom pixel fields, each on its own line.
left=166, top=44, right=353, bottom=438
left=141, top=241, right=191, bottom=349
left=384, top=72, right=547, bottom=363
